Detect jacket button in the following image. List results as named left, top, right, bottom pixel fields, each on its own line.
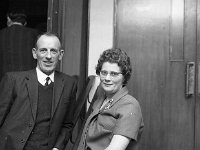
left=49, top=132, right=53, bottom=136
left=21, top=139, right=25, bottom=143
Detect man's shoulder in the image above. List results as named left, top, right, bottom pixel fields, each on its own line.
left=0, top=27, right=9, bottom=34
left=5, top=69, right=35, bottom=79
left=56, top=71, right=77, bottom=82
left=0, top=26, right=38, bottom=36
left=14, top=26, right=39, bottom=37
left=24, top=26, right=39, bottom=34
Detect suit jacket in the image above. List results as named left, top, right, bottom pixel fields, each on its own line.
left=0, top=24, right=39, bottom=80
left=0, top=69, right=77, bottom=150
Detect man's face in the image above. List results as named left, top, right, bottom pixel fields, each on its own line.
left=32, top=35, right=64, bottom=75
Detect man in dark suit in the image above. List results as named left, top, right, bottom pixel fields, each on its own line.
left=0, top=32, right=77, bottom=150
left=0, top=8, right=39, bottom=80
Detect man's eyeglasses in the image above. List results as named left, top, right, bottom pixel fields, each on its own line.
left=100, top=70, right=122, bottom=78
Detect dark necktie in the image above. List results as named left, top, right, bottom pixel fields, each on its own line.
left=45, top=77, right=50, bottom=86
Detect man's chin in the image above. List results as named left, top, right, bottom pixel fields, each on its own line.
left=42, top=69, right=54, bottom=75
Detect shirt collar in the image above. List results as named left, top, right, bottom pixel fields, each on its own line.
left=36, top=67, right=54, bottom=85
left=12, top=22, right=23, bottom=26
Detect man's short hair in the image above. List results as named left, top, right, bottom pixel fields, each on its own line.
left=7, top=8, right=27, bottom=25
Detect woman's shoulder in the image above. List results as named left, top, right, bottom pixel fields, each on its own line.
left=120, top=94, right=140, bottom=106
left=114, top=94, right=142, bottom=116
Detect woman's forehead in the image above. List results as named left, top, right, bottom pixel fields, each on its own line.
left=102, top=62, right=121, bottom=71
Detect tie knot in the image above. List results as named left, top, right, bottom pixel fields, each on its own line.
left=45, top=77, right=50, bottom=86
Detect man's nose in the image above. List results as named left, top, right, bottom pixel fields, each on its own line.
left=46, top=50, right=52, bottom=59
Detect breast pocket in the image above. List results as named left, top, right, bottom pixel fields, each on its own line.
left=98, top=111, right=117, bottom=131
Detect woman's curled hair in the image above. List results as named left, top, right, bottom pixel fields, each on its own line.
left=96, top=48, right=132, bottom=85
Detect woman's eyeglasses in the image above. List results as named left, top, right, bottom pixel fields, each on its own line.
left=100, top=70, right=122, bottom=78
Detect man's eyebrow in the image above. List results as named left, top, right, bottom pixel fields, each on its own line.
left=38, top=48, right=47, bottom=50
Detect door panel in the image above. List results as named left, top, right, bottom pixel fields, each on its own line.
left=196, top=0, right=200, bottom=149
left=115, top=0, right=196, bottom=149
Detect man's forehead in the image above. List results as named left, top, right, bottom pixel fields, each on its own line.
left=37, top=35, right=61, bottom=47
left=37, top=35, right=60, bottom=43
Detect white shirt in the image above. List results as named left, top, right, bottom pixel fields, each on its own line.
left=36, top=67, right=54, bottom=86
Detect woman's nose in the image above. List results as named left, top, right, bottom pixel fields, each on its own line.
left=105, top=74, right=111, bottom=80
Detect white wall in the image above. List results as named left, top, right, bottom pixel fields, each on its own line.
left=87, top=0, right=114, bottom=76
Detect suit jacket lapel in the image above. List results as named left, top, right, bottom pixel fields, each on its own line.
left=52, top=72, right=64, bottom=117
left=26, top=69, right=38, bottom=121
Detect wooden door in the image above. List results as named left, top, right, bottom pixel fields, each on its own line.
left=115, top=0, right=199, bottom=149
left=195, top=0, right=200, bottom=149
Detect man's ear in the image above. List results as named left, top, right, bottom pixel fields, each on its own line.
left=59, top=49, right=64, bottom=60
left=32, top=48, right=37, bottom=59
left=23, top=21, right=27, bottom=26
left=7, top=16, right=12, bottom=27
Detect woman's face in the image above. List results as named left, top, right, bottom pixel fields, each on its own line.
left=100, top=62, right=124, bottom=98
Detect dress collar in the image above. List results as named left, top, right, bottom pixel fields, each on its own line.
left=93, top=86, right=129, bottom=112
